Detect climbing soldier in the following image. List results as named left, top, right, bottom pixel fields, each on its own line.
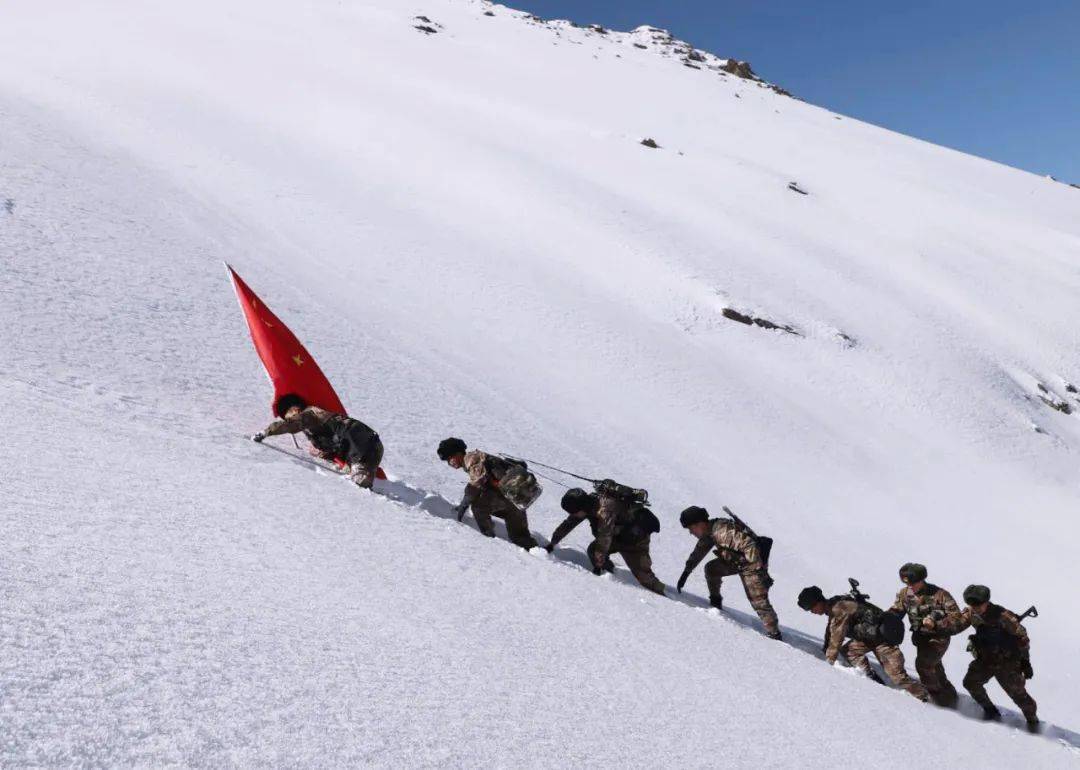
left=676, top=506, right=781, bottom=639
left=436, top=438, right=540, bottom=550
left=945, top=585, right=1039, bottom=729
left=547, top=484, right=665, bottom=595
left=798, top=584, right=929, bottom=701
left=252, top=393, right=383, bottom=489
left=887, top=563, right=963, bottom=707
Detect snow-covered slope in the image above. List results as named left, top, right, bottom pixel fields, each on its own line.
left=2, top=0, right=1079, bottom=765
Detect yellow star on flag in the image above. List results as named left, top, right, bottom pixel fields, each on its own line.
left=292, top=354, right=304, bottom=367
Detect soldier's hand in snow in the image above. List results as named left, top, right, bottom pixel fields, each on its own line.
left=454, top=501, right=470, bottom=521
left=676, top=571, right=689, bottom=593
left=251, top=432, right=266, bottom=443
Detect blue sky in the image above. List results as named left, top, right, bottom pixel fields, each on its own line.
left=518, top=1, right=1080, bottom=182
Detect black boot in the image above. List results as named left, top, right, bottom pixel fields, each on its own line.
left=766, top=630, right=783, bottom=641
left=1025, top=715, right=1041, bottom=733
left=981, top=705, right=1002, bottom=721
left=709, top=595, right=723, bottom=610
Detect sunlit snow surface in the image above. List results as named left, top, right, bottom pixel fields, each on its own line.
left=2, top=0, right=1079, bottom=766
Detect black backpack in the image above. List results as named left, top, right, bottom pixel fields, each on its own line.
left=836, top=579, right=906, bottom=647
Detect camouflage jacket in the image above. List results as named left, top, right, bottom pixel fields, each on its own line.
left=887, top=583, right=962, bottom=638
left=683, top=518, right=762, bottom=577
left=590, top=493, right=639, bottom=565
left=823, top=598, right=863, bottom=664
left=549, top=492, right=640, bottom=550
left=264, top=406, right=374, bottom=458
left=945, top=603, right=1030, bottom=657
left=462, top=450, right=516, bottom=490
left=264, top=406, right=342, bottom=453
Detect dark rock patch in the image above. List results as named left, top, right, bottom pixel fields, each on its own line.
left=640, top=138, right=660, bottom=149
left=722, top=308, right=801, bottom=337
left=787, top=182, right=809, bottom=195
left=415, top=25, right=438, bottom=34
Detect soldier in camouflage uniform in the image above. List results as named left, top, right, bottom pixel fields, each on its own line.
left=547, top=486, right=666, bottom=595
left=437, top=438, right=538, bottom=550
left=798, top=586, right=929, bottom=701
left=253, top=393, right=383, bottom=488
left=886, top=563, right=962, bottom=707
left=943, top=584, right=1038, bottom=727
left=676, top=506, right=781, bottom=639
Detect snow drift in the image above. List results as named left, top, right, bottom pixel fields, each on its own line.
left=2, top=0, right=1079, bottom=765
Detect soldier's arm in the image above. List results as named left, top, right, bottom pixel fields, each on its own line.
left=1000, top=610, right=1031, bottom=649
left=547, top=515, right=584, bottom=549
left=886, top=588, right=906, bottom=617
left=263, top=406, right=332, bottom=437
left=939, top=607, right=972, bottom=636
left=932, top=590, right=963, bottom=631
left=682, top=535, right=713, bottom=575
left=824, top=602, right=855, bottom=664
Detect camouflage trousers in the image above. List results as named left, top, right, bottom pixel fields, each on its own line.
left=843, top=640, right=928, bottom=701
left=963, top=655, right=1037, bottom=720
left=587, top=536, right=666, bottom=595
left=913, top=635, right=958, bottom=707
left=471, top=489, right=538, bottom=550
left=346, top=437, right=384, bottom=489
left=704, top=558, right=779, bottom=635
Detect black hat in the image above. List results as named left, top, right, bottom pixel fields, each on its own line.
left=963, top=585, right=991, bottom=605
left=274, top=393, right=307, bottom=417
left=560, top=488, right=594, bottom=514
left=899, top=563, right=928, bottom=583
left=437, top=437, right=467, bottom=461
left=679, top=506, right=709, bottom=528
left=798, top=586, right=826, bottom=611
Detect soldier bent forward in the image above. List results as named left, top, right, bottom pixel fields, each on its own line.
left=437, top=437, right=538, bottom=550
left=798, top=586, right=928, bottom=701
left=548, top=486, right=665, bottom=595
left=676, top=506, right=781, bottom=639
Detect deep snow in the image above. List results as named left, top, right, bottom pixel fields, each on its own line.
left=2, top=0, right=1079, bottom=766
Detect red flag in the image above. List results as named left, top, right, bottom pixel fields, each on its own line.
left=227, top=265, right=346, bottom=417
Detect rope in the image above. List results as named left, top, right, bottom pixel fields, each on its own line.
left=504, top=455, right=600, bottom=484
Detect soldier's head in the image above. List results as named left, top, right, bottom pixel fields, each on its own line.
left=963, top=584, right=991, bottom=612
left=898, top=562, right=928, bottom=588
left=679, top=506, right=710, bottom=538
left=560, top=488, right=597, bottom=516
left=798, top=586, right=828, bottom=615
left=275, top=393, right=307, bottom=419
left=437, top=437, right=468, bottom=469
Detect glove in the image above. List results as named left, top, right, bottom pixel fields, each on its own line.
left=251, top=432, right=266, bottom=443
left=592, top=566, right=603, bottom=576
left=921, top=616, right=936, bottom=631
left=676, top=570, right=690, bottom=593
left=454, top=501, right=469, bottom=522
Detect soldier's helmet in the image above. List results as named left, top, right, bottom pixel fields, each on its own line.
left=798, top=586, right=826, bottom=611
left=274, top=393, right=307, bottom=417
left=437, top=437, right=467, bottom=461
left=560, top=488, right=592, bottom=514
left=899, top=563, right=928, bottom=583
left=679, top=506, right=709, bottom=528
left=963, top=585, right=991, bottom=605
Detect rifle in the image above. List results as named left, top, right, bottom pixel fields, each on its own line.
left=847, top=578, right=870, bottom=603
left=1017, top=606, right=1038, bottom=622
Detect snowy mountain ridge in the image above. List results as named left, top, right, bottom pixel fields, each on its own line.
left=2, top=0, right=1080, bottom=766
